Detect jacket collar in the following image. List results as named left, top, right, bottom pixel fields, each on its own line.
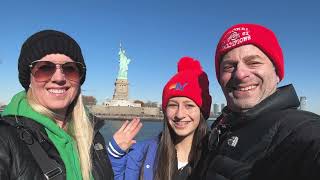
left=220, top=84, right=300, bottom=128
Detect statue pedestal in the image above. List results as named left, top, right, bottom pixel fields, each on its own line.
left=113, top=79, right=129, bottom=100
left=104, top=78, right=141, bottom=107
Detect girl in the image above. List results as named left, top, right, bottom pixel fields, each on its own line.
left=108, top=56, right=212, bottom=180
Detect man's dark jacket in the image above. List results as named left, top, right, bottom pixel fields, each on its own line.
left=190, top=84, right=320, bottom=180
left=0, top=116, right=114, bottom=180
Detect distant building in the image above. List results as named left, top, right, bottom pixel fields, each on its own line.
left=221, top=103, right=226, bottom=112
left=0, top=104, right=6, bottom=113
left=213, top=103, right=220, bottom=115
left=299, top=96, right=307, bottom=111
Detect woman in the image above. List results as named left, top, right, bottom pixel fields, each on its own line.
left=0, top=30, right=113, bottom=180
left=107, top=57, right=212, bottom=180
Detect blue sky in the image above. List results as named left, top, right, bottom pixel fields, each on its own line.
left=0, top=0, right=319, bottom=114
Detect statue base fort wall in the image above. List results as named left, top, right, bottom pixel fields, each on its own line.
left=88, top=105, right=164, bottom=121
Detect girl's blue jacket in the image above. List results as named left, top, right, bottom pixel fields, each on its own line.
left=107, top=137, right=158, bottom=180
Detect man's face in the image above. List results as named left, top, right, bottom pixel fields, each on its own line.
left=219, top=44, right=280, bottom=112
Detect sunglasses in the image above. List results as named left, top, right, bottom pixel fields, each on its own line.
left=29, top=60, right=85, bottom=82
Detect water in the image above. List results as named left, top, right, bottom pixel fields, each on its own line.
left=100, top=119, right=215, bottom=143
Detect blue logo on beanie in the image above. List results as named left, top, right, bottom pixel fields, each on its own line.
left=169, top=82, right=188, bottom=91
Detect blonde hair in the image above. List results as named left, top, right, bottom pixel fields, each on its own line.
left=27, top=89, right=94, bottom=180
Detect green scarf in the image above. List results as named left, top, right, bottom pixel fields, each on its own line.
left=2, top=91, right=83, bottom=180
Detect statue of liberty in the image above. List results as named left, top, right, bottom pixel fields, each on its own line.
left=117, top=43, right=131, bottom=79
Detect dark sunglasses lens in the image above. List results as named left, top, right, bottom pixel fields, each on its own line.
left=62, top=62, right=83, bottom=81
left=31, top=61, right=56, bottom=81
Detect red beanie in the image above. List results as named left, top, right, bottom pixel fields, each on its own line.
left=215, top=23, right=284, bottom=81
left=162, top=57, right=212, bottom=120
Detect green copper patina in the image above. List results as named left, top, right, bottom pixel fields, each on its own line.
left=117, top=44, right=131, bottom=79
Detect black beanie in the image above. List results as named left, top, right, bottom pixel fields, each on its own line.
left=18, top=29, right=86, bottom=90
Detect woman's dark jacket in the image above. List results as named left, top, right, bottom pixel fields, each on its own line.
left=0, top=115, right=114, bottom=180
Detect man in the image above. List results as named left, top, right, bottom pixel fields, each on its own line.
left=192, top=24, right=320, bottom=180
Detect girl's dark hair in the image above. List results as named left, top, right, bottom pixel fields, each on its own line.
left=153, top=113, right=208, bottom=180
